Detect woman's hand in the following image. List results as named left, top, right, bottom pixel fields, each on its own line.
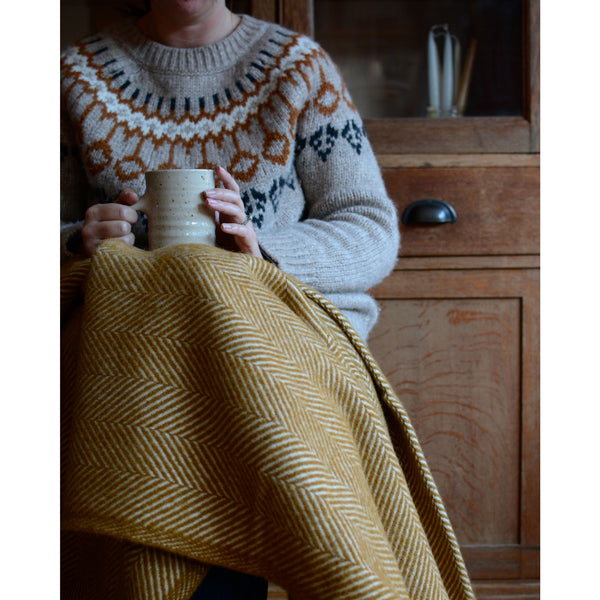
left=81, top=188, right=139, bottom=257
left=205, top=166, right=262, bottom=258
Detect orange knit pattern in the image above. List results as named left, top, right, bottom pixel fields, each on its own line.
left=61, top=19, right=355, bottom=188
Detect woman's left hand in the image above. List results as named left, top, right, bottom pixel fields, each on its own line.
left=204, top=166, right=262, bottom=258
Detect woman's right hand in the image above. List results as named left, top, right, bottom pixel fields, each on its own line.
left=81, top=188, right=139, bottom=257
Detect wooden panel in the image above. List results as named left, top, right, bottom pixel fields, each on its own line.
left=371, top=297, right=522, bottom=545
left=518, top=274, right=540, bottom=552
left=377, top=154, right=540, bottom=169
left=460, top=546, right=539, bottom=580
left=525, top=0, right=540, bottom=152
left=366, top=117, right=532, bottom=155
left=245, top=0, right=314, bottom=36
left=372, top=266, right=538, bottom=299
left=247, top=0, right=277, bottom=23
left=280, top=0, right=314, bottom=36
left=472, top=579, right=540, bottom=600
left=393, top=256, right=539, bottom=271
left=382, top=167, right=539, bottom=257
left=369, top=267, right=539, bottom=583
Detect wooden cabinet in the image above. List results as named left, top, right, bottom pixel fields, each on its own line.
left=238, top=1, right=540, bottom=598
left=371, top=160, right=539, bottom=599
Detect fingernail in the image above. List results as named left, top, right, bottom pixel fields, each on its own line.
left=221, top=223, right=232, bottom=231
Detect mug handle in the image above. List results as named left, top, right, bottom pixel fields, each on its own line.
left=133, top=193, right=148, bottom=215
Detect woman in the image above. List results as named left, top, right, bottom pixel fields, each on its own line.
left=61, top=1, right=399, bottom=597
left=61, top=0, right=399, bottom=342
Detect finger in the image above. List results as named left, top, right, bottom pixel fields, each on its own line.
left=116, top=188, right=139, bottom=206
left=215, top=165, right=240, bottom=193
left=81, top=222, right=134, bottom=256
left=85, top=203, right=138, bottom=224
left=86, top=219, right=133, bottom=240
left=221, top=222, right=252, bottom=235
left=220, top=222, right=261, bottom=256
left=204, top=196, right=247, bottom=222
left=204, top=187, right=244, bottom=205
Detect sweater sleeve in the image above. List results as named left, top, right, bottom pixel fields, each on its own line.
left=256, top=46, right=399, bottom=295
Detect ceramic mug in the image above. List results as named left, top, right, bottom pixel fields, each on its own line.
left=135, top=169, right=216, bottom=249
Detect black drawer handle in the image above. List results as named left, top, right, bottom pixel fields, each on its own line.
left=401, top=199, right=457, bottom=225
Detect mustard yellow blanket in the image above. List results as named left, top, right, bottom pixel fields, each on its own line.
left=61, top=240, right=474, bottom=600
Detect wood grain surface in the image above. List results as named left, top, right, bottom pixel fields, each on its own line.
left=370, top=298, right=521, bottom=545
left=383, top=167, right=539, bottom=257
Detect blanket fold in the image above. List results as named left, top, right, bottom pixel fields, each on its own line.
left=61, top=240, right=474, bottom=600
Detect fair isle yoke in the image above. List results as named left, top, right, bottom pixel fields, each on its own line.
left=61, top=19, right=340, bottom=182
left=60, top=15, right=400, bottom=340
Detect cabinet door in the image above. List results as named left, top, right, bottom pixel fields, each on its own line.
left=370, top=265, right=539, bottom=598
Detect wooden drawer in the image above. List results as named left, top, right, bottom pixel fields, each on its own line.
left=382, top=167, right=539, bottom=257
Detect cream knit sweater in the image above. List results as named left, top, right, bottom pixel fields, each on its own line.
left=60, top=15, right=399, bottom=340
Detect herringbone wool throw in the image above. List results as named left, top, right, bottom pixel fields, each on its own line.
left=61, top=240, right=474, bottom=600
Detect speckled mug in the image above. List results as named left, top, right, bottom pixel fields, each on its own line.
left=136, top=169, right=216, bottom=249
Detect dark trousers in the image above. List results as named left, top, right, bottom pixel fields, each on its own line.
left=189, top=566, right=268, bottom=600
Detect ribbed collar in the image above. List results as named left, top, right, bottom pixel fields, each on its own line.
left=108, top=15, right=270, bottom=75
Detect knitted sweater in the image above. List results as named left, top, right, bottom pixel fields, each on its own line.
left=60, top=15, right=400, bottom=340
